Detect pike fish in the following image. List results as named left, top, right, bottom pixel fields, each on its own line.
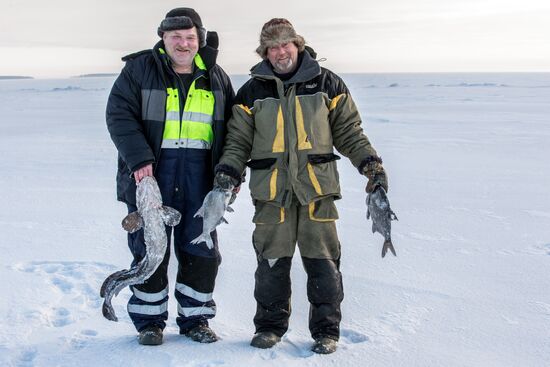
left=100, top=176, right=181, bottom=321
left=367, top=187, right=398, bottom=258
left=191, top=187, right=234, bottom=249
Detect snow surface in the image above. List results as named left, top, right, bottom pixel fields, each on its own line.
left=0, top=73, right=549, bottom=366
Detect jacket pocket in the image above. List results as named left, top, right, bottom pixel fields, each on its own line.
left=303, top=153, right=341, bottom=199
left=308, top=197, right=339, bottom=222
left=246, top=158, right=277, bottom=170
left=253, top=200, right=285, bottom=224
left=248, top=158, right=282, bottom=202
left=307, top=153, right=341, bottom=164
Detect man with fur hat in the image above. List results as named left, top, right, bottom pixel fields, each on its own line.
left=106, top=8, right=234, bottom=345
left=214, top=18, right=390, bottom=354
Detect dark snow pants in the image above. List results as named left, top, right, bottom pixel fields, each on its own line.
left=251, top=198, right=344, bottom=340
left=126, top=148, right=221, bottom=333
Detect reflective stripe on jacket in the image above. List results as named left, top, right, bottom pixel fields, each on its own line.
left=162, top=52, right=215, bottom=150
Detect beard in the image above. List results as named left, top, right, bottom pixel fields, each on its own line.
left=274, top=58, right=295, bottom=74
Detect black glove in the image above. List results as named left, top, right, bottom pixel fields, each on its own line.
left=362, top=160, right=388, bottom=193
left=214, top=172, right=240, bottom=204
left=214, top=172, right=239, bottom=190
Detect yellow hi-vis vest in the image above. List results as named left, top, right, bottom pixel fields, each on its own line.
left=161, top=52, right=215, bottom=149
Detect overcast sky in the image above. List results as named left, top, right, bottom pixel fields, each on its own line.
left=1, top=0, right=549, bottom=78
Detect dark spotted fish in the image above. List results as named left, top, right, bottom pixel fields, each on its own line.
left=100, top=176, right=181, bottom=321
left=367, top=187, right=398, bottom=258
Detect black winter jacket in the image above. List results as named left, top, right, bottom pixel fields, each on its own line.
left=106, top=37, right=234, bottom=205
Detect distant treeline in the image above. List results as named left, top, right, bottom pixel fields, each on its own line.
left=0, top=76, right=33, bottom=80
left=75, top=73, right=119, bottom=78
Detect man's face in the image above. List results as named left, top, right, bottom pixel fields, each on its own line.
left=266, top=42, right=299, bottom=74
left=163, top=28, right=199, bottom=71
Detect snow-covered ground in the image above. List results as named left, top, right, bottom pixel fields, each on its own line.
left=0, top=73, right=549, bottom=366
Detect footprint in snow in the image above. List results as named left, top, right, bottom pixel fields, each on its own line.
left=14, top=347, right=37, bottom=367
left=341, top=328, right=369, bottom=344
left=48, top=307, right=73, bottom=327
left=64, top=329, right=99, bottom=350
left=14, top=261, right=116, bottom=309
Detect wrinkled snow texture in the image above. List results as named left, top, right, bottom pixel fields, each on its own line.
left=101, top=176, right=180, bottom=320
left=191, top=187, right=233, bottom=249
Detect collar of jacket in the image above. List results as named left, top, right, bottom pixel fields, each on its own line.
left=250, top=48, right=321, bottom=85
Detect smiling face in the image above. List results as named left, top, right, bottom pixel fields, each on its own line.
left=266, top=42, right=299, bottom=74
left=162, top=28, right=199, bottom=73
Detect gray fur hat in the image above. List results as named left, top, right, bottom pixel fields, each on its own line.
left=255, top=18, right=306, bottom=59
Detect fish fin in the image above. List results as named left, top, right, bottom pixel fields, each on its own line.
left=161, top=206, right=182, bottom=226
left=226, top=205, right=234, bottom=213
left=381, top=240, right=397, bottom=258
left=122, top=211, right=143, bottom=233
left=366, top=195, right=372, bottom=220
left=193, top=205, right=205, bottom=218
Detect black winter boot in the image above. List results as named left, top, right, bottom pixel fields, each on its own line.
left=138, top=325, right=163, bottom=346
left=250, top=331, right=281, bottom=349
left=184, top=324, right=218, bottom=343
left=311, top=336, right=338, bottom=354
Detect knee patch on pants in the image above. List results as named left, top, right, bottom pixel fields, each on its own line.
left=302, top=257, right=344, bottom=304
left=177, top=252, right=220, bottom=294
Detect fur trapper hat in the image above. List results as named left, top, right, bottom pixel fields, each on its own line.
left=255, top=18, right=306, bottom=59
left=158, top=7, right=206, bottom=48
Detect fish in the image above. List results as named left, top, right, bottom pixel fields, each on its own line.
left=100, top=176, right=181, bottom=321
left=191, top=187, right=234, bottom=249
left=366, top=187, right=398, bottom=258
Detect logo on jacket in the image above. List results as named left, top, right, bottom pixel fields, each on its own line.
left=305, top=83, right=317, bottom=89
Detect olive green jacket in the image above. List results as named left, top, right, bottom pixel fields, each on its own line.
left=218, top=51, right=379, bottom=208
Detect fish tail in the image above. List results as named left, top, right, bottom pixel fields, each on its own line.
left=102, top=299, right=118, bottom=321
left=381, top=239, right=397, bottom=258
left=190, top=233, right=208, bottom=245
left=99, top=259, right=151, bottom=322
left=100, top=269, right=127, bottom=298
left=190, top=233, right=214, bottom=249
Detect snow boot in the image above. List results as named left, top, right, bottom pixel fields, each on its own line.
left=311, top=336, right=338, bottom=354
left=138, top=325, right=163, bottom=346
left=184, top=324, right=218, bottom=343
left=250, top=331, right=281, bottom=349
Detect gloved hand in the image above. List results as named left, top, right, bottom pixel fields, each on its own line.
left=362, top=160, right=388, bottom=193
left=214, top=172, right=241, bottom=204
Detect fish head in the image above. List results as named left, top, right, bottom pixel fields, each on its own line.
left=136, top=176, right=163, bottom=211
left=211, top=187, right=232, bottom=207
